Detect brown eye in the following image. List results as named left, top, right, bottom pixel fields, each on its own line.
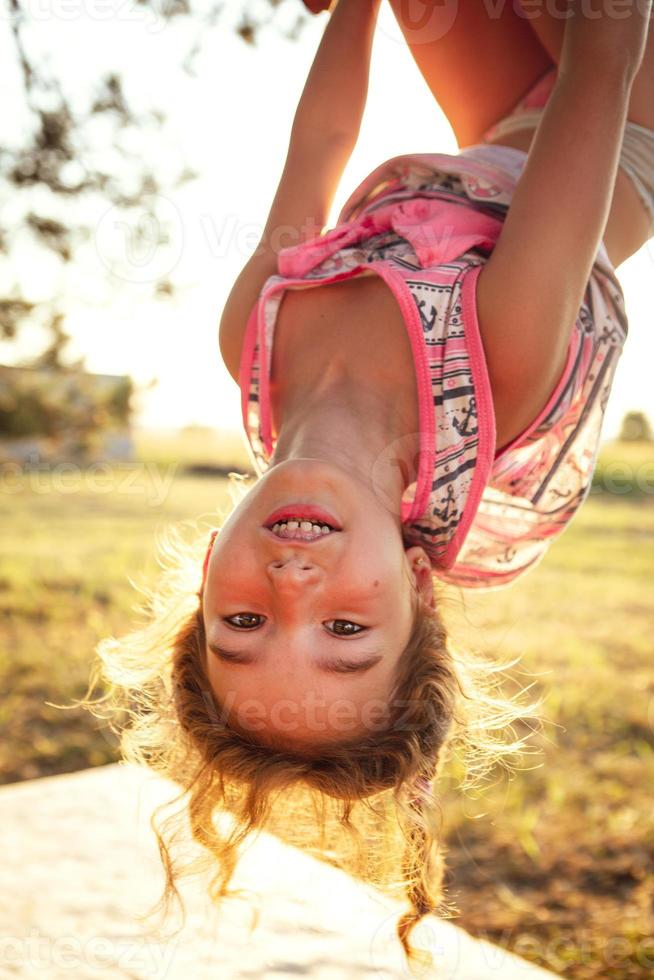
left=224, top=613, right=262, bottom=629
left=223, top=616, right=367, bottom=635
left=325, top=620, right=366, bottom=636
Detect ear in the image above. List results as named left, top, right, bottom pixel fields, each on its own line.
left=405, top=546, right=435, bottom=611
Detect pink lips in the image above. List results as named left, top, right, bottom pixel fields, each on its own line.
left=263, top=505, right=342, bottom=530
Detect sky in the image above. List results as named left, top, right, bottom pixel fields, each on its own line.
left=1, top=0, right=652, bottom=439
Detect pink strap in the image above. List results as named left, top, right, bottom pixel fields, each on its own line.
left=277, top=198, right=504, bottom=278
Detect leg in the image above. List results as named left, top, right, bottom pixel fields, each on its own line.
left=387, top=0, right=554, bottom=147
left=522, top=0, right=654, bottom=264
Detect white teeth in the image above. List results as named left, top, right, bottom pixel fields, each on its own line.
left=270, top=520, right=334, bottom=540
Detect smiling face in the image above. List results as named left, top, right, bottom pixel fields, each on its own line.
left=201, top=459, right=433, bottom=750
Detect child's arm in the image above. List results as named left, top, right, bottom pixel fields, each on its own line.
left=219, top=0, right=381, bottom=381
left=476, top=2, right=650, bottom=444
left=258, top=0, right=382, bottom=251
left=256, top=0, right=380, bottom=256
left=290, top=0, right=381, bottom=146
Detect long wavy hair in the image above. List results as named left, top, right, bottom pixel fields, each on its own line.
left=80, top=472, right=536, bottom=971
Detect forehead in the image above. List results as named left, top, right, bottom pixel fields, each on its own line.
left=207, top=666, right=398, bottom=744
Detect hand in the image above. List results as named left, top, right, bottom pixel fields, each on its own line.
left=301, top=0, right=336, bottom=13
left=561, top=0, right=652, bottom=80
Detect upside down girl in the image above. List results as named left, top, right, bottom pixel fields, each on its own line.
left=91, top=0, right=654, bottom=967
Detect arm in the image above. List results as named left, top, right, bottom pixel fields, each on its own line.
left=219, top=0, right=381, bottom=381
left=292, top=0, right=382, bottom=146
left=257, top=0, right=382, bottom=252
left=476, top=2, right=650, bottom=444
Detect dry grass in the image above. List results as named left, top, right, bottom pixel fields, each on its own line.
left=0, top=432, right=652, bottom=978
left=438, top=487, right=654, bottom=979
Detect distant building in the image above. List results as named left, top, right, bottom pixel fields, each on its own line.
left=0, top=364, right=134, bottom=464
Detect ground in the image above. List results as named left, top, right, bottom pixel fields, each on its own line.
left=0, top=433, right=652, bottom=979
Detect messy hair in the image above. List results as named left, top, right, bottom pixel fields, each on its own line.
left=80, top=474, right=535, bottom=971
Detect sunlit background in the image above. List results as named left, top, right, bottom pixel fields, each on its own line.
left=1, top=4, right=653, bottom=978
left=1, top=1, right=651, bottom=439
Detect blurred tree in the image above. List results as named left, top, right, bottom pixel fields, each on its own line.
left=0, top=365, right=134, bottom=459
left=1, top=0, right=308, bottom=375
left=619, top=411, right=654, bottom=443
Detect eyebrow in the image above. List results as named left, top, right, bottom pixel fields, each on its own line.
left=207, top=643, right=383, bottom=675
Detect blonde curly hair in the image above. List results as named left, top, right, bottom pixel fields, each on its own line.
left=80, top=475, right=535, bottom=971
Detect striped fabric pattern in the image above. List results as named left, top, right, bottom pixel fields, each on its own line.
left=238, top=147, right=628, bottom=589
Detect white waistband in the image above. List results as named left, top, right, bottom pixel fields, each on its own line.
left=479, top=111, right=654, bottom=222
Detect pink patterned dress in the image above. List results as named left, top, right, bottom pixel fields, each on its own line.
left=237, top=104, right=628, bottom=589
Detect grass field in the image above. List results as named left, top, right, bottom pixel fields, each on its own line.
left=1, top=432, right=652, bottom=978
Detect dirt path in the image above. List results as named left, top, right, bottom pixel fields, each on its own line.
left=0, top=763, right=560, bottom=979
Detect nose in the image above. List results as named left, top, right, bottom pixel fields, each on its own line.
left=267, top=556, right=321, bottom=592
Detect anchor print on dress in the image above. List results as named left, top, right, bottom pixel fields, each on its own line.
left=416, top=297, right=438, bottom=334
left=408, top=280, right=452, bottom=336
left=452, top=395, right=478, bottom=437
left=431, top=483, right=457, bottom=526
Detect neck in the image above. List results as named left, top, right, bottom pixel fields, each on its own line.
left=270, top=357, right=421, bottom=525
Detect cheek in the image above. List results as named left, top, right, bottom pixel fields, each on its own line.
left=364, top=548, right=407, bottom=598
left=204, top=550, right=260, bottom=607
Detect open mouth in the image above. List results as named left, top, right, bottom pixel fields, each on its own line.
left=265, top=518, right=340, bottom=542
left=263, top=504, right=342, bottom=540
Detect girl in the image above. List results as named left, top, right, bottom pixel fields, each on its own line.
left=91, top=0, right=653, bottom=968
